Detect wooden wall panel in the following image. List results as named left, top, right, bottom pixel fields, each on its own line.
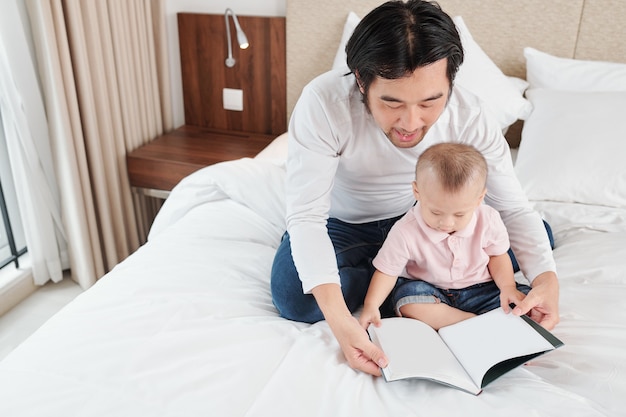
left=178, top=13, right=286, bottom=136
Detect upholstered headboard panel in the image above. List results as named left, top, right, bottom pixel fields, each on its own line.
left=286, top=0, right=626, bottom=121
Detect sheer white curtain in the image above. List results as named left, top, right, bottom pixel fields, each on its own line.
left=0, top=0, right=175, bottom=290
left=0, top=0, right=68, bottom=285
left=23, top=0, right=173, bottom=289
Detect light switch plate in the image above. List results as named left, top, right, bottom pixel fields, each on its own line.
left=223, top=88, right=243, bottom=111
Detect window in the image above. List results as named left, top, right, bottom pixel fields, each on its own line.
left=0, top=108, right=27, bottom=270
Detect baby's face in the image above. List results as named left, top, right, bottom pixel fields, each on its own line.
left=413, top=178, right=485, bottom=234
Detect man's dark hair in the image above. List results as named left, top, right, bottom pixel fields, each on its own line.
left=346, top=0, right=463, bottom=96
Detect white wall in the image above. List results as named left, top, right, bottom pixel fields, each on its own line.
left=165, top=0, right=287, bottom=128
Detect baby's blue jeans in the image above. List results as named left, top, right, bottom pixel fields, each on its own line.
left=392, top=279, right=531, bottom=316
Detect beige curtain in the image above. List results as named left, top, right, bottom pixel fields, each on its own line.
left=26, top=0, right=173, bottom=289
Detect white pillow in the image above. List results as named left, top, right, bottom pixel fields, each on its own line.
left=331, top=13, right=531, bottom=130
left=524, top=47, right=626, bottom=91
left=254, top=132, right=288, bottom=162
left=452, top=16, right=532, bottom=129
left=507, top=76, right=530, bottom=94
left=331, top=11, right=361, bottom=71
left=515, top=89, right=626, bottom=208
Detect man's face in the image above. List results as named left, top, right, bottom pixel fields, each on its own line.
left=363, top=58, right=450, bottom=149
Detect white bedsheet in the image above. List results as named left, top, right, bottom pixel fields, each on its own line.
left=0, top=157, right=624, bottom=417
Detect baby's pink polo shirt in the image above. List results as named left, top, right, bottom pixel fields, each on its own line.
left=373, top=203, right=510, bottom=289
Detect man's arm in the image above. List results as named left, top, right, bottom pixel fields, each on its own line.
left=312, top=283, right=388, bottom=376
left=469, top=108, right=559, bottom=328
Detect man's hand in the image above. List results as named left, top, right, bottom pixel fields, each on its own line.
left=332, top=314, right=388, bottom=376
left=513, top=271, right=560, bottom=329
left=312, top=283, right=388, bottom=376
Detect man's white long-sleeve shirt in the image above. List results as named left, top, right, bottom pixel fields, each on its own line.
left=286, top=69, right=556, bottom=294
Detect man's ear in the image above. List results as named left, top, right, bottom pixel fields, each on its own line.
left=355, top=70, right=365, bottom=94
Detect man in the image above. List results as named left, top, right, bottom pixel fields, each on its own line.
left=271, top=0, right=559, bottom=376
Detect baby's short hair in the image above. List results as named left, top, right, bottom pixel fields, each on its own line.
left=416, top=143, right=487, bottom=192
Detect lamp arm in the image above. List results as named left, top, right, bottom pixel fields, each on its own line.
left=224, top=9, right=235, bottom=67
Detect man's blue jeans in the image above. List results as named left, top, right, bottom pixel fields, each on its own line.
left=270, top=216, right=554, bottom=324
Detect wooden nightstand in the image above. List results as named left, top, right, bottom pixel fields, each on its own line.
left=126, top=125, right=276, bottom=198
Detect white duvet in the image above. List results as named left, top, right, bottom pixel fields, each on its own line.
left=0, top=157, right=625, bottom=417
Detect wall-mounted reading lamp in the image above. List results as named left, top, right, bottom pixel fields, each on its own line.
left=224, top=8, right=249, bottom=67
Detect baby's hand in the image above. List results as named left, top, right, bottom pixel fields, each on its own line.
left=499, top=287, right=527, bottom=313
left=358, top=306, right=382, bottom=329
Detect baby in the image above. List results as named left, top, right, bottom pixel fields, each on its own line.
left=359, top=143, right=530, bottom=331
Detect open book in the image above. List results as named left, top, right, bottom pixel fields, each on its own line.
left=367, top=307, right=563, bottom=395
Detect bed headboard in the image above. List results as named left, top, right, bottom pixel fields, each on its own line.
left=286, top=0, right=626, bottom=141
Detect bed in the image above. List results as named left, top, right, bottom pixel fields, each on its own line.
left=1, top=1, right=626, bottom=416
